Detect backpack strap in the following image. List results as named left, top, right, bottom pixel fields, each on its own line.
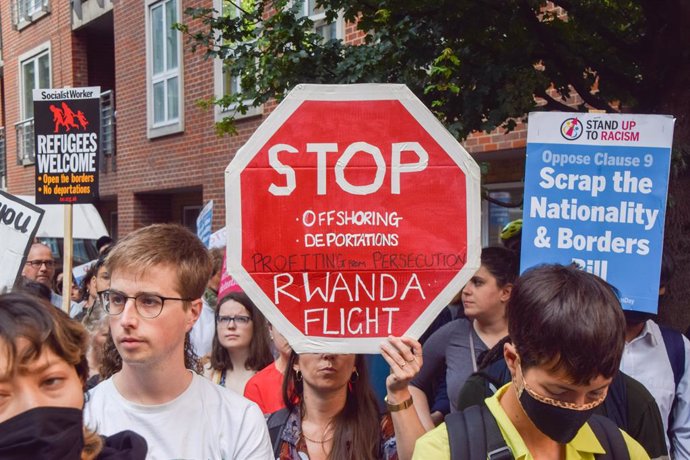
left=446, top=404, right=513, bottom=460
left=480, top=359, right=512, bottom=397
left=266, top=407, right=291, bottom=458
left=659, top=325, right=685, bottom=389
left=445, top=407, right=473, bottom=460
left=588, top=415, right=630, bottom=460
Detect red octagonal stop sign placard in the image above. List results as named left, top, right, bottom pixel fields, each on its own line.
left=226, top=84, right=480, bottom=353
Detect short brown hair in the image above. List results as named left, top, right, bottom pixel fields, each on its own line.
left=105, top=224, right=212, bottom=300
left=507, top=264, right=625, bottom=384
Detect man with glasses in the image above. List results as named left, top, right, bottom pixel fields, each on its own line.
left=413, top=265, right=649, bottom=459
left=84, top=224, right=272, bottom=459
left=21, top=242, right=71, bottom=311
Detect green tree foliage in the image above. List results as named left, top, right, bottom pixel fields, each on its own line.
left=178, top=0, right=690, bottom=329
left=178, top=0, right=687, bottom=155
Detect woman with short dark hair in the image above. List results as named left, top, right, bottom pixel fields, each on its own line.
left=413, top=264, right=648, bottom=459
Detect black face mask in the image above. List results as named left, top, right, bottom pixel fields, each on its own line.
left=0, top=406, right=84, bottom=460
left=514, top=367, right=604, bottom=444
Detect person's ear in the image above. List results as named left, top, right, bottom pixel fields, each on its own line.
left=504, top=342, right=519, bottom=379
left=185, top=299, right=202, bottom=332
left=500, top=284, right=513, bottom=303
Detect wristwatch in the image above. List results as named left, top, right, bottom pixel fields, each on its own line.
left=384, top=395, right=414, bottom=412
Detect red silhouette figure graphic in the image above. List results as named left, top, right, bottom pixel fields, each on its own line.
left=76, top=110, right=89, bottom=130
left=47, top=102, right=90, bottom=133
left=61, top=102, right=80, bottom=131
left=49, top=104, right=66, bottom=133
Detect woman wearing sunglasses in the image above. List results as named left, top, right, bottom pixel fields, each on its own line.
left=203, top=292, right=274, bottom=394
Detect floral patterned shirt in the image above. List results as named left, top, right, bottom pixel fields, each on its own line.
left=276, top=406, right=398, bottom=460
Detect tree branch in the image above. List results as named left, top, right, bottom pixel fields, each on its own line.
left=534, top=88, right=578, bottom=112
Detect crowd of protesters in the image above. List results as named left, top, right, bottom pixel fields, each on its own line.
left=1, top=221, right=688, bottom=459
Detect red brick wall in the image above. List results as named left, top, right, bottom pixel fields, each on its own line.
left=0, top=1, right=548, bottom=237
left=71, top=33, right=89, bottom=87
left=2, top=1, right=82, bottom=193
left=344, top=20, right=365, bottom=45
left=463, top=123, right=528, bottom=155
left=105, top=0, right=262, bottom=234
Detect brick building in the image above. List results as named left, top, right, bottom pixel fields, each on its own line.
left=0, top=0, right=525, bottom=246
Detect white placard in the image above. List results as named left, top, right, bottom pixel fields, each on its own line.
left=0, top=192, right=45, bottom=292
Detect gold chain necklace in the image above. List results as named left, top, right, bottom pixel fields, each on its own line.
left=301, top=431, right=334, bottom=444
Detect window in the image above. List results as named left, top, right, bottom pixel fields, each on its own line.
left=17, top=43, right=51, bottom=165
left=20, top=47, right=51, bottom=119
left=12, top=0, right=50, bottom=29
left=213, top=0, right=261, bottom=120
left=481, top=182, right=524, bottom=247
left=146, top=0, right=183, bottom=138
left=19, top=0, right=44, bottom=17
left=293, top=0, right=342, bottom=41
left=220, top=1, right=243, bottom=100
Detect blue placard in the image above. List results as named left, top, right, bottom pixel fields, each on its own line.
left=521, top=113, right=674, bottom=314
left=196, top=200, right=214, bottom=248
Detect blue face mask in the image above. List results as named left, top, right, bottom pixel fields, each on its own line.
left=0, top=407, right=84, bottom=460
left=514, top=366, right=606, bottom=444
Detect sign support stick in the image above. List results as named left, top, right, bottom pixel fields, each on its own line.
left=61, top=204, right=74, bottom=314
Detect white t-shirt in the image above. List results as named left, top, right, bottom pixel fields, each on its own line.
left=190, top=299, right=216, bottom=357
left=85, top=372, right=273, bottom=460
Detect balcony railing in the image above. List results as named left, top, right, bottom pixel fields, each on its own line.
left=100, top=90, right=116, bottom=172
left=0, top=128, right=6, bottom=189
left=12, top=0, right=50, bottom=28
left=15, top=118, right=34, bottom=166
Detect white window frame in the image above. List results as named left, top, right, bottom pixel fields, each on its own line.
left=18, top=41, right=52, bottom=120
left=22, top=0, right=44, bottom=16
left=293, top=0, right=344, bottom=41
left=481, top=181, right=524, bottom=247
left=145, top=0, right=184, bottom=139
left=212, top=0, right=261, bottom=122
left=14, top=0, right=50, bottom=30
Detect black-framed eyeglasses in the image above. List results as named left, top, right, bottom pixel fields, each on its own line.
left=25, top=259, right=56, bottom=268
left=99, top=289, right=193, bottom=319
left=216, top=315, right=252, bottom=327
